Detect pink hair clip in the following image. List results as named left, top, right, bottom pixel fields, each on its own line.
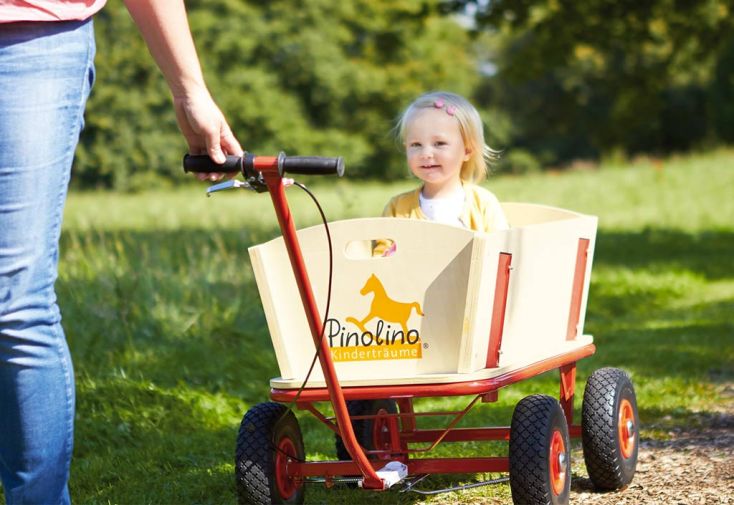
left=433, top=99, right=455, bottom=116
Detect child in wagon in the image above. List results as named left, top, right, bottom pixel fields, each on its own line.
left=375, top=91, right=508, bottom=255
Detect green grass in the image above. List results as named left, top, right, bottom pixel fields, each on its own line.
left=2, top=149, right=733, bottom=503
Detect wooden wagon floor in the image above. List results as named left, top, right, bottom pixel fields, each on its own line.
left=270, top=335, right=593, bottom=389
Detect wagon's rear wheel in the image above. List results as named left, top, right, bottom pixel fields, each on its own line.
left=335, top=399, right=398, bottom=461
left=582, top=367, right=639, bottom=490
left=509, top=394, right=571, bottom=505
left=235, top=402, right=305, bottom=505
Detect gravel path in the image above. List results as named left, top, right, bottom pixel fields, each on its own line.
left=571, top=388, right=733, bottom=505
left=411, top=406, right=732, bottom=505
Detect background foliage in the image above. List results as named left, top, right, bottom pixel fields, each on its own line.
left=78, top=0, right=477, bottom=189
left=75, top=0, right=734, bottom=189
left=454, top=0, right=734, bottom=167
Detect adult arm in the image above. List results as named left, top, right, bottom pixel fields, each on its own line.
left=123, top=0, right=242, bottom=179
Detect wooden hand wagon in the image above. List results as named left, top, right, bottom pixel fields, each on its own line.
left=184, top=153, right=639, bottom=505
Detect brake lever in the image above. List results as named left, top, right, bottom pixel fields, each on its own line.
left=206, top=179, right=258, bottom=196
left=206, top=174, right=294, bottom=197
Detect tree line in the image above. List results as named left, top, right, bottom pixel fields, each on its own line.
left=75, top=0, right=734, bottom=189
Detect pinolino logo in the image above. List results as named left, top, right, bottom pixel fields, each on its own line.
left=325, top=274, right=424, bottom=362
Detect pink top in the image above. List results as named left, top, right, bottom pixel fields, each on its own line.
left=0, top=0, right=107, bottom=23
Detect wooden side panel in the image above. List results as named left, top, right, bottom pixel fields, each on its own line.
left=249, top=218, right=480, bottom=382
left=250, top=203, right=597, bottom=386
left=496, top=209, right=597, bottom=368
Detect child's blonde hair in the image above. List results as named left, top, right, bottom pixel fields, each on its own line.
left=396, top=91, right=499, bottom=184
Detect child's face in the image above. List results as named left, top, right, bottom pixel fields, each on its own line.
left=404, top=108, right=471, bottom=197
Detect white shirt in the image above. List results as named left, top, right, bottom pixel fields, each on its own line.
left=419, top=185, right=466, bottom=227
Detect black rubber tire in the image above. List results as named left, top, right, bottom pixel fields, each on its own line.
left=582, top=367, right=639, bottom=490
left=235, top=402, right=305, bottom=505
left=334, top=399, right=398, bottom=461
left=509, top=394, right=571, bottom=505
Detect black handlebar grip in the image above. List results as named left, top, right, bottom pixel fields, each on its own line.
left=281, top=156, right=345, bottom=177
left=183, top=154, right=242, bottom=173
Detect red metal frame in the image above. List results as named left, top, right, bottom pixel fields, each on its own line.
left=255, top=162, right=595, bottom=487
left=271, top=344, right=594, bottom=403
left=273, top=347, right=592, bottom=482
left=261, top=166, right=383, bottom=489
left=566, top=238, right=590, bottom=341
left=373, top=407, right=399, bottom=459
left=560, top=363, right=576, bottom=424
left=291, top=457, right=511, bottom=478
left=486, top=253, right=512, bottom=368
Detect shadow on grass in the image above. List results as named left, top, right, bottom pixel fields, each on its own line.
left=636, top=405, right=734, bottom=433
left=589, top=319, right=733, bottom=381
left=594, top=228, right=734, bottom=280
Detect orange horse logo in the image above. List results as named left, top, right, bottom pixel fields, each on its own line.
left=346, top=274, right=424, bottom=334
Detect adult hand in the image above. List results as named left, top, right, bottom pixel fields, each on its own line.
left=173, top=86, right=243, bottom=181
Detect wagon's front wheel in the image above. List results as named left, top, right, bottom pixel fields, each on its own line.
left=509, top=394, right=571, bottom=505
left=582, top=367, right=639, bottom=490
left=235, top=402, right=305, bottom=505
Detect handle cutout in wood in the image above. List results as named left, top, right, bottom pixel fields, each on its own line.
left=344, top=239, right=396, bottom=259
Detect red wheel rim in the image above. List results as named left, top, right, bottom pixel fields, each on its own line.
left=618, top=398, right=636, bottom=459
left=372, top=408, right=392, bottom=460
left=549, top=430, right=567, bottom=496
left=275, top=437, right=299, bottom=499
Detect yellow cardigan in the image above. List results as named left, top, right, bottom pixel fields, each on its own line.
left=381, top=184, right=508, bottom=232
left=374, top=184, right=509, bottom=256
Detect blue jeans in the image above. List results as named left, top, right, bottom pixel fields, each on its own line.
left=0, top=19, right=95, bottom=505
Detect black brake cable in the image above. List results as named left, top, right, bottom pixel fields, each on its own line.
left=288, top=181, right=334, bottom=408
